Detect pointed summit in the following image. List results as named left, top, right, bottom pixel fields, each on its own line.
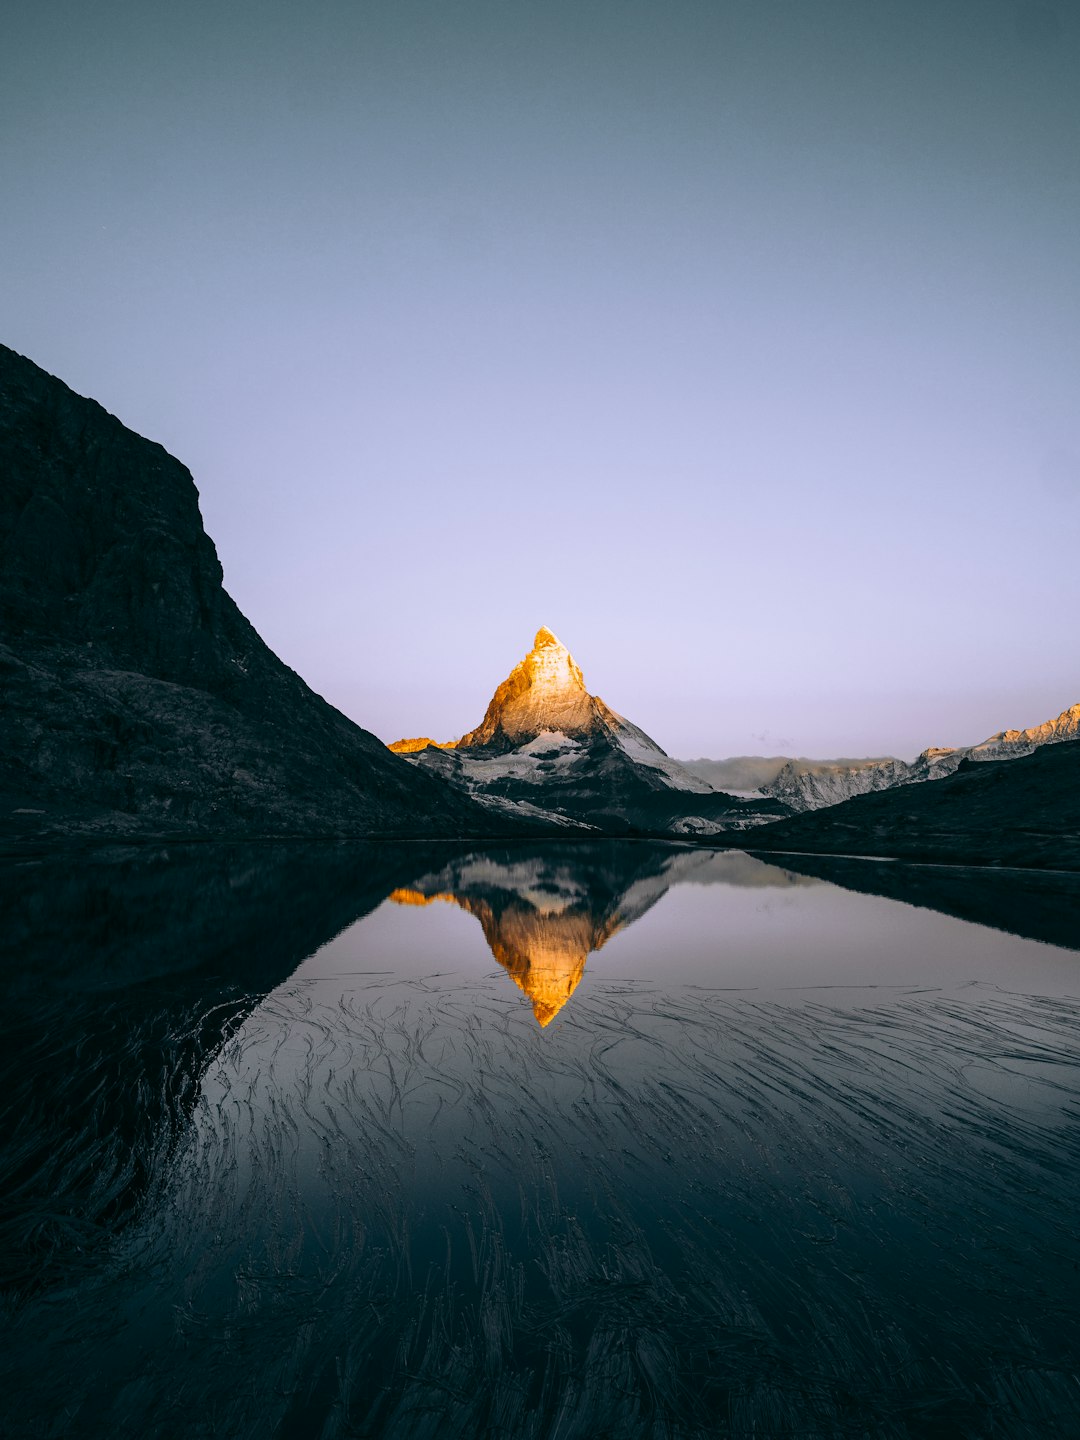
left=386, top=627, right=760, bottom=834
left=389, top=885, right=607, bottom=1025
left=449, top=627, right=601, bottom=750
left=389, top=625, right=598, bottom=753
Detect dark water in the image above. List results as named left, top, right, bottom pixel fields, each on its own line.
left=3, top=842, right=1080, bottom=1438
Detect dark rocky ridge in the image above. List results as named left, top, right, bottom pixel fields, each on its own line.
left=0, top=344, right=502, bottom=843
left=746, top=738, right=1080, bottom=870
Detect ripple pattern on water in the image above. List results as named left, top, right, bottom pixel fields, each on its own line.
left=8, top=972, right=1080, bottom=1439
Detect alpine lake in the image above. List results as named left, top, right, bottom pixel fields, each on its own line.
left=4, top=840, right=1080, bottom=1439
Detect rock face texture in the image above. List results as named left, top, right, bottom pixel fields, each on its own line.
left=0, top=344, right=493, bottom=843
left=391, top=628, right=630, bottom=757
left=766, top=705, right=1080, bottom=814
left=764, top=757, right=911, bottom=812
left=391, top=628, right=787, bottom=834
left=454, top=626, right=608, bottom=749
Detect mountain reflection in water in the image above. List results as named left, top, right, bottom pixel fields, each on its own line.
left=387, top=847, right=817, bottom=1025
left=390, top=879, right=607, bottom=1024
left=4, top=841, right=1080, bottom=1439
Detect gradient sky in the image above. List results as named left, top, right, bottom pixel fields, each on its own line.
left=3, top=0, right=1078, bottom=759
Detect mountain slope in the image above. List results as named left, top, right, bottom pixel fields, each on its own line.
left=390, top=628, right=786, bottom=834
left=969, top=702, right=1080, bottom=760
left=0, top=344, right=499, bottom=843
left=746, top=739, right=1080, bottom=870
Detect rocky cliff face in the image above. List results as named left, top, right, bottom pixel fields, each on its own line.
left=764, top=748, right=972, bottom=811
left=390, top=628, right=787, bottom=834
left=391, top=628, right=642, bottom=757
left=0, top=344, right=494, bottom=843
left=768, top=704, right=1080, bottom=814
left=452, top=626, right=609, bottom=749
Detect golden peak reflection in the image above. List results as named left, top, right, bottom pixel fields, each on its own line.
left=387, top=847, right=822, bottom=1027
left=390, top=882, right=622, bottom=1025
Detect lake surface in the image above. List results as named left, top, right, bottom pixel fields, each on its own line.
left=4, top=841, right=1080, bottom=1438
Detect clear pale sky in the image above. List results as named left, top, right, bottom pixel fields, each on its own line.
left=3, top=0, right=1078, bottom=759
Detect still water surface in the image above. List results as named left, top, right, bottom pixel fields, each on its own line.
left=4, top=842, right=1080, bottom=1438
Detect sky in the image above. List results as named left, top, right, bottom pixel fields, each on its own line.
left=3, top=0, right=1078, bottom=759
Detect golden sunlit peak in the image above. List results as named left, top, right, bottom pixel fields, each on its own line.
left=389, top=887, right=457, bottom=906
left=388, top=623, right=602, bottom=754
left=388, top=736, right=454, bottom=755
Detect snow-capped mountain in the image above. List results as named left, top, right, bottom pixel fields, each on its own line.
left=389, top=628, right=787, bottom=834
left=763, top=757, right=911, bottom=812
left=748, top=735, right=1080, bottom=870
left=684, top=702, right=1080, bottom=815
left=968, top=701, right=1080, bottom=760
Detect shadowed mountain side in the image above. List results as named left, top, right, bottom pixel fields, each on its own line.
left=746, top=740, right=1080, bottom=871
left=0, top=345, right=506, bottom=843
left=764, top=852, right=1080, bottom=954
left=413, top=739, right=788, bottom=836
left=0, top=839, right=480, bottom=1295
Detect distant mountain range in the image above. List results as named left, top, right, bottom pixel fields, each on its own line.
left=746, top=738, right=1080, bottom=871
left=391, top=618, right=1079, bottom=854
left=682, top=700, right=1080, bottom=814
left=389, top=628, right=786, bottom=835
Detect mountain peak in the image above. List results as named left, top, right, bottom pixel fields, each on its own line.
left=388, top=626, right=747, bottom=818
left=389, top=627, right=601, bottom=753
left=454, top=628, right=594, bottom=748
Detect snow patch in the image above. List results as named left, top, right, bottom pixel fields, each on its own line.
left=614, top=723, right=716, bottom=793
